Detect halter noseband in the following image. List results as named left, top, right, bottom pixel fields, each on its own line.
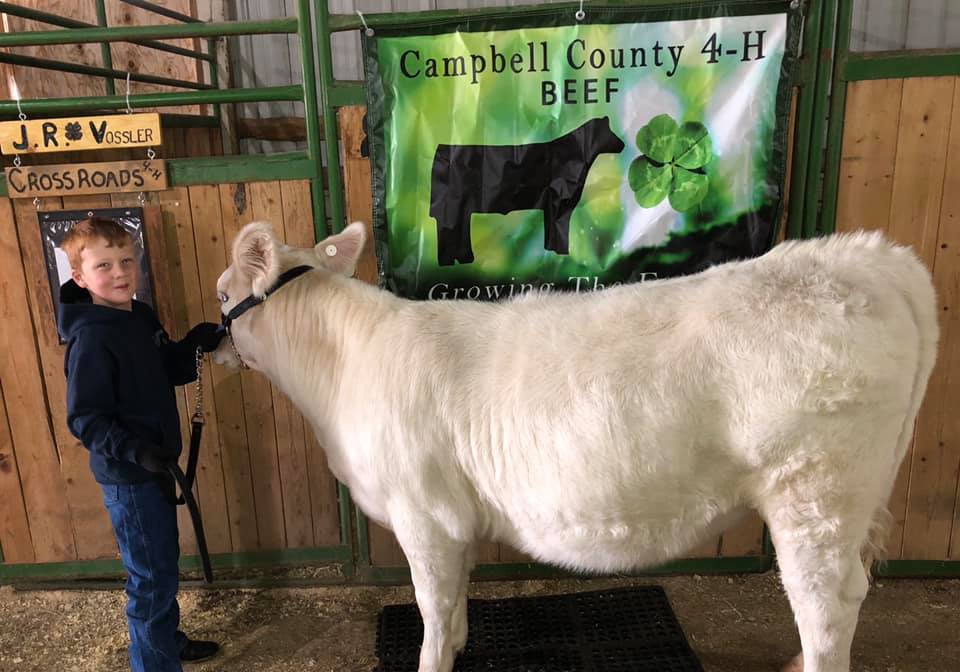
left=221, top=264, right=314, bottom=368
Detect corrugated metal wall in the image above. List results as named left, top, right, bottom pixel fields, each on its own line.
left=851, top=0, right=960, bottom=51
left=228, top=1, right=960, bottom=151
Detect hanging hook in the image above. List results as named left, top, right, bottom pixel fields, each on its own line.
left=576, top=0, right=585, bottom=21
left=125, top=71, right=133, bottom=114
left=32, top=197, right=40, bottom=211
left=356, top=10, right=374, bottom=37
left=15, top=95, right=26, bottom=121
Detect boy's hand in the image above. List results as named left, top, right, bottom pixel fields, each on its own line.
left=138, top=452, right=171, bottom=474
left=184, top=322, right=225, bottom=353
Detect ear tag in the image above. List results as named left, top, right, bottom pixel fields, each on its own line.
left=325, top=244, right=338, bottom=257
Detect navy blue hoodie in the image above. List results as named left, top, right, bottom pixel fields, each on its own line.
left=58, top=280, right=197, bottom=485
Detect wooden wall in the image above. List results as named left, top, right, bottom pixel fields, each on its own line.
left=836, top=75, right=960, bottom=561
left=2, top=0, right=207, bottom=116
left=0, top=127, right=341, bottom=565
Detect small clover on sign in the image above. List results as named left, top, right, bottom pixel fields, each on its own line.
left=65, top=122, right=83, bottom=142
left=628, top=114, right=713, bottom=212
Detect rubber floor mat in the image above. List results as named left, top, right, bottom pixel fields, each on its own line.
left=374, top=585, right=705, bottom=671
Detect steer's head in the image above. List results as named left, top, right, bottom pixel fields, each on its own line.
left=212, top=219, right=367, bottom=369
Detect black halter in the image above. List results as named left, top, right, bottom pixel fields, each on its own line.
left=220, top=264, right=314, bottom=369
left=221, top=264, right=314, bottom=329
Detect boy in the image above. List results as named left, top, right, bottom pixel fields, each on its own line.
left=58, top=216, right=225, bottom=671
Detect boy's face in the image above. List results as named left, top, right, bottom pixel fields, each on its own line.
left=72, top=236, right=138, bottom=311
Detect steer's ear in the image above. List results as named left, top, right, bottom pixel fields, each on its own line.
left=232, top=220, right=279, bottom=298
left=315, top=221, right=366, bottom=277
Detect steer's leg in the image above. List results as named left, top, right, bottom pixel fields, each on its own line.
left=393, top=515, right=468, bottom=672
left=764, top=497, right=875, bottom=672
left=449, top=543, right=476, bottom=655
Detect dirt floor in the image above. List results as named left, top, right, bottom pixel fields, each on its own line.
left=0, top=572, right=957, bottom=672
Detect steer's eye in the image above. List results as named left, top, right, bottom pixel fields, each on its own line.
left=217, top=292, right=229, bottom=303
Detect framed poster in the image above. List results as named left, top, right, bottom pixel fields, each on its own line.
left=40, top=207, right=156, bottom=339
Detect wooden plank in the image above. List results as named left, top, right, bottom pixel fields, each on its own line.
left=369, top=521, right=407, bottom=566
left=306, top=429, right=341, bottom=546
left=2, top=197, right=77, bottom=562
left=718, top=514, right=765, bottom=556
left=904, top=77, right=960, bottom=560
left=5, top=160, right=167, bottom=199
left=136, top=199, right=200, bottom=556
left=190, top=184, right=260, bottom=551
left=887, top=76, right=954, bottom=264
left=185, top=127, right=214, bottom=159
left=13, top=192, right=91, bottom=548
left=887, top=76, right=956, bottom=559
left=836, top=79, right=904, bottom=235
left=473, top=541, right=500, bottom=563
left=950, top=82, right=960, bottom=560
left=161, top=188, right=233, bottom=553
left=0, top=200, right=37, bottom=565
left=0, top=114, right=161, bottom=156
left=156, top=187, right=204, bottom=555
left=775, top=88, right=797, bottom=244
left=687, top=538, right=720, bottom=558
left=337, top=107, right=378, bottom=286
left=836, top=78, right=905, bottom=557
left=499, top=545, right=535, bottom=563
left=244, top=182, right=313, bottom=548
left=237, top=117, right=308, bottom=143
left=235, top=181, right=286, bottom=551
left=278, top=180, right=321, bottom=548
left=0, top=379, right=36, bottom=564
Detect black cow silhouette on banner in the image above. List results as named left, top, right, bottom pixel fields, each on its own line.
left=429, top=116, right=625, bottom=266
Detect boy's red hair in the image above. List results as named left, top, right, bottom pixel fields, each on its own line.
left=60, top=217, right=133, bottom=270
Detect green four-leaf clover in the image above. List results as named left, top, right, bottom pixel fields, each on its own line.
left=628, top=114, right=713, bottom=212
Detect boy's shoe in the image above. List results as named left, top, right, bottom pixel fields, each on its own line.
left=179, top=638, right=220, bottom=663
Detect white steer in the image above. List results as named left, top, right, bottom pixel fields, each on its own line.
left=213, top=221, right=938, bottom=672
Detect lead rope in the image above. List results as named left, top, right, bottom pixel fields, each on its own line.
left=169, top=347, right=213, bottom=583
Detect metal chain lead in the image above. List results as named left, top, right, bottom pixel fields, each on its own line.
left=193, top=347, right=205, bottom=423
left=226, top=326, right=250, bottom=370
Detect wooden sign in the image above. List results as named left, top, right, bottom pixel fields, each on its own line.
left=0, top=113, right=161, bottom=155
left=4, top=159, right=168, bottom=198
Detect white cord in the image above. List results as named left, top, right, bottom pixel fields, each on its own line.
left=356, top=10, right=374, bottom=36
left=125, top=71, right=133, bottom=113
left=576, top=0, right=585, bottom=21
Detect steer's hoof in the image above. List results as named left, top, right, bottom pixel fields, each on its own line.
left=781, top=653, right=803, bottom=672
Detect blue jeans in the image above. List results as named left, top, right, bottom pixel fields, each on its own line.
left=102, top=480, right=186, bottom=672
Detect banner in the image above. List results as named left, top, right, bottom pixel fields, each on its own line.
left=364, top=3, right=801, bottom=299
